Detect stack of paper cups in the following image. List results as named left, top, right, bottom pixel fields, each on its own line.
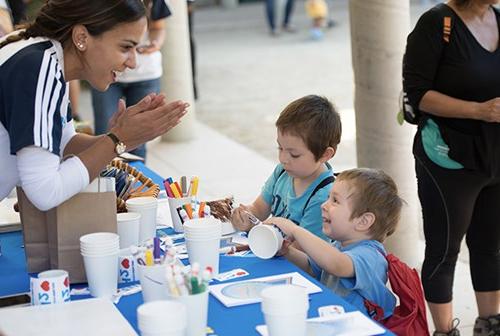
left=183, top=218, right=222, bottom=276
left=126, top=197, right=158, bottom=243
left=116, top=212, right=141, bottom=249
left=80, top=232, right=119, bottom=299
left=137, top=300, right=187, bottom=336
left=260, top=285, right=309, bottom=336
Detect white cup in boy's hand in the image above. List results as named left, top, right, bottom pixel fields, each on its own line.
left=248, top=224, right=286, bottom=259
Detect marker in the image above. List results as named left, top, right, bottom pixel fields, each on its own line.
left=170, top=182, right=182, bottom=198
left=191, top=176, right=199, bottom=197
left=190, top=262, right=201, bottom=294
left=179, top=208, right=190, bottom=222
left=145, top=250, right=154, bottom=266
left=153, top=237, right=161, bottom=263
left=219, top=245, right=250, bottom=255
left=199, top=267, right=213, bottom=292
left=198, top=202, right=206, bottom=218
left=203, top=204, right=211, bottom=217
left=181, top=176, right=187, bottom=196
left=162, top=179, right=174, bottom=198
left=184, top=203, right=194, bottom=219
left=165, top=267, right=179, bottom=297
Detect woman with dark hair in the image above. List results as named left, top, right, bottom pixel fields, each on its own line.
left=403, top=0, right=500, bottom=335
left=0, top=0, right=188, bottom=210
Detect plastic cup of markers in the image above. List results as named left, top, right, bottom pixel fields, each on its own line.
left=126, top=197, right=158, bottom=243
left=167, top=196, right=193, bottom=233
left=173, top=290, right=209, bottom=336
left=138, top=300, right=187, bottom=336
left=117, top=212, right=141, bottom=249
left=260, top=285, right=309, bottom=336
left=30, top=269, right=71, bottom=305
left=137, top=263, right=169, bottom=302
left=248, top=224, right=285, bottom=259
left=118, top=248, right=139, bottom=283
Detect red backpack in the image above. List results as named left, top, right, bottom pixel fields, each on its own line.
left=364, top=253, right=430, bottom=336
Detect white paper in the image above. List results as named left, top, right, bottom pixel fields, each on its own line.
left=256, top=311, right=386, bottom=336
left=0, top=298, right=138, bottom=336
left=209, top=272, right=322, bottom=307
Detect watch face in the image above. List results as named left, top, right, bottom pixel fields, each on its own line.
left=116, top=142, right=126, bottom=155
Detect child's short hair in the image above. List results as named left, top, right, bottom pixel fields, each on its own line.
left=275, top=95, right=341, bottom=161
left=337, top=168, right=404, bottom=242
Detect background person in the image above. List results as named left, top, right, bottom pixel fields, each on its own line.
left=403, top=1, right=500, bottom=335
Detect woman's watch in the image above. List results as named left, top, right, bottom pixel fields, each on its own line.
left=106, top=132, right=126, bottom=155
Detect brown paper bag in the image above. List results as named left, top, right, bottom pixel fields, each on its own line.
left=17, top=187, right=50, bottom=272
left=17, top=188, right=117, bottom=283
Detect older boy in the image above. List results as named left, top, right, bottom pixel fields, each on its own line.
left=270, top=168, right=403, bottom=319
left=231, top=95, right=342, bottom=241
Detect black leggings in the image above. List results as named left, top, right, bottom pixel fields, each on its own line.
left=414, top=134, right=500, bottom=303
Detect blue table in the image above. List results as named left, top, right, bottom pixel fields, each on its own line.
left=0, top=162, right=392, bottom=335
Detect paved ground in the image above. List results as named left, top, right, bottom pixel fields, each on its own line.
left=77, top=1, right=479, bottom=333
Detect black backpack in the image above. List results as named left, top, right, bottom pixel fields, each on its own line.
left=400, top=8, right=452, bottom=125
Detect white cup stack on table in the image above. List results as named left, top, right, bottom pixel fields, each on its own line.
left=80, top=232, right=119, bottom=299
left=30, top=269, right=71, bottom=305
left=137, top=300, right=187, bottom=336
left=183, top=217, right=222, bottom=276
left=116, top=212, right=141, bottom=249
left=260, top=284, right=309, bottom=336
left=167, top=196, right=192, bottom=233
left=248, top=224, right=285, bottom=259
left=125, top=197, right=158, bottom=243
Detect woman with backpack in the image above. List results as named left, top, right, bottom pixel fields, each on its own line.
left=403, top=1, right=500, bottom=335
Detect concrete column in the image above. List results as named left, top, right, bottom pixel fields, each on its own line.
left=161, top=0, right=196, bottom=142
left=349, top=0, right=422, bottom=267
left=221, top=0, right=238, bottom=9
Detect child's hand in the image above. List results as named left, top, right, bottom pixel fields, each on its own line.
left=264, top=217, right=297, bottom=240
left=275, top=238, right=293, bottom=257
left=230, top=204, right=254, bottom=232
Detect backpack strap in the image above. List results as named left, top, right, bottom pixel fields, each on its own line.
left=443, top=15, right=452, bottom=42
left=275, top=163, right=335, bottom=219
left=302, top=175, right=334, bottom=217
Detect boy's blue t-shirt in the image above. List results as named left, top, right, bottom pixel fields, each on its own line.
left=309, top=240, right=396, bottom=319
left=261, top=163, right=333, bottom=241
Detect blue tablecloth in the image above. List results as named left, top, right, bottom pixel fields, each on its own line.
left=0, top=161, right=392, bottom=335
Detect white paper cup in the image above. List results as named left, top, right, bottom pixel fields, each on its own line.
left=185, top=237, right=221, bottom=276
left=137, top=264, right=169, bottom=302
left=138, top=300, right=187, bottom=336
left=248, top=224, right=285, bottom=259
left=167, top=196, right=192, bottom=233
left=174, top=290, right=209, bottom=336
left=81, top=252, right=118, bottom=299
left=118, top=248, right=139, bottom=283
left=126, top=197, right=158, bottom=243
left=260, top=285, right=309, bottom=336
left=117, top=212, right=141, bottom=249
left=30, top=269, right=71, bottom=305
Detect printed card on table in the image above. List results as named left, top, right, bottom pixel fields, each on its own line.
left=209, top=272, right=322, bottom=307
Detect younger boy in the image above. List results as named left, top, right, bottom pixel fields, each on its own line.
left=269, top=168, right=402, bottom=319
left=231, top=95, right=342, bottom=241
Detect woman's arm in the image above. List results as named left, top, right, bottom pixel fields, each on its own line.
left=137, top=18, right=166, bottom=54
left=420, top=90, right=500, bottom=122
